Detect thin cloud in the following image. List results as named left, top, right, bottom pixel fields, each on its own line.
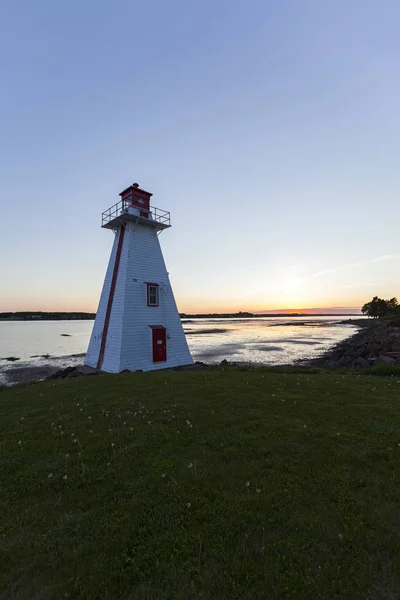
left=229, top=254, right=399, bottom=300
left=311, top=254, right=400, bottom=279
left=340, top=281, right=382, bottom=289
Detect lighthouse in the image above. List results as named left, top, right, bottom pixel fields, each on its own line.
left=85, top=183, right=193, bottom=372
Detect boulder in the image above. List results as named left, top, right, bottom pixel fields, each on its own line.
left=324, top=360, right=338, bottom=369
left=374, top=355, right=396, bottom=365
left=48, top=365, right=101, bottom=380
left=353, top=357, right=369, bottom=368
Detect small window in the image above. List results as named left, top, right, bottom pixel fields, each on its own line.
left=147, top=284, right=159, bottom=307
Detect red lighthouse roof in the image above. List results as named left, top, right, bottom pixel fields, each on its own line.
left=119, top=183, right=153, bottom=198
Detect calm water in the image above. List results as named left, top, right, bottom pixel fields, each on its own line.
left=0, top=317, right=361, bottom=384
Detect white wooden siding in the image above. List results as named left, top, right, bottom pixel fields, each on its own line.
left=85, top=222, right=193, bottom=372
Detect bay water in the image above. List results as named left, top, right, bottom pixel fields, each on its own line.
left=0, top=316, right=361, bottom=385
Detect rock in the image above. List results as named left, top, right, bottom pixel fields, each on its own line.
left=48, top=365, right=100, bottom=380
left=76, top=365, right=99, bottom=376
left=166, top=362, right=208, bottom=371
left=67, top=370, right=80, bottom=378
left=374, top=355, right=396, bottom=365
left=353, top=357, right=370, bottom=368
left=49, top=366, right=77, bottom=379
left=324, top=360, right=339, bottom=369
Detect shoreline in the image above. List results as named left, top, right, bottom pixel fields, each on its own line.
left=3, top=319, right=397, bottom=387
left=304, top=319, right=400, bottom=367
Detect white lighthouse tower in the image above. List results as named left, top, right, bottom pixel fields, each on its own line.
left=85, top=183, right=193, bottom=372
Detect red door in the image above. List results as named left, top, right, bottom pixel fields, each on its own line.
left=152, top=328, right=167, bottom=362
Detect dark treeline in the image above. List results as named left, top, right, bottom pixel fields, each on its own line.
left=180, top=311, right=255, bottom=319
left=179, top=312, right=357, bottom=319
left=2, top=310, right=363, bottom=321
left=0, top=312, right=96, bottom=321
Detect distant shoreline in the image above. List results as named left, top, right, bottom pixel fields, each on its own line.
left=1, top=311, right=361, bottom=321
left=0, top=312, right=95, bottom=321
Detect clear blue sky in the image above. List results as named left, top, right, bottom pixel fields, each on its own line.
left=1, top=0, right=399, bottom=313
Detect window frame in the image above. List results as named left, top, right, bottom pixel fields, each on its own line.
left=146, top=283, right=159, bottom=307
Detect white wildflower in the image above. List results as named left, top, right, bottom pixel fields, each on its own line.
left=256, top=489, right=261, bottom=494
left=188, top=463, right=193, bottom=468
left=48, top=473, right=53, bottom=478
left=62, top=475, right=68, bottom=480
left=187, top=502, right=191, bottom=508
left=161, top=473, right=166, bottom=478
left=245, top=481, right=250, bottom=487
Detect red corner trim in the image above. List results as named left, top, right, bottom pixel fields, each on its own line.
left=97, top=225, right=126, bottom=369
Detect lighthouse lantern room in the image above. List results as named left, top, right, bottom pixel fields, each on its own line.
left=85, top=183, right=193, bottom=372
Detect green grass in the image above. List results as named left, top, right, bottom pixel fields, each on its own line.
left=1, top=370, right=400, bottom=599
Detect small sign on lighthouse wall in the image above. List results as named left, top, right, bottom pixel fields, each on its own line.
left=85, top=183, right=193, bottom=373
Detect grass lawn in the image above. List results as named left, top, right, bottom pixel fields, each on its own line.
left=1, top=369, right=400, bottom=599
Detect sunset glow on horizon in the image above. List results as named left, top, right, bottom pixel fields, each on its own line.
left=0, top=1, right=399, bottom=313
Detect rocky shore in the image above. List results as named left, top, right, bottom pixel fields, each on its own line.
left=2, top=319, right=399, bottom=387
left=307, top=319, right=400, bottom=368
left=0, top=354, right=85, bottom=386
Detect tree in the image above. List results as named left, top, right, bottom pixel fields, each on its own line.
left=361, top=296, right=399, bottom=318
left=362, top=296, right=381, bottom=318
